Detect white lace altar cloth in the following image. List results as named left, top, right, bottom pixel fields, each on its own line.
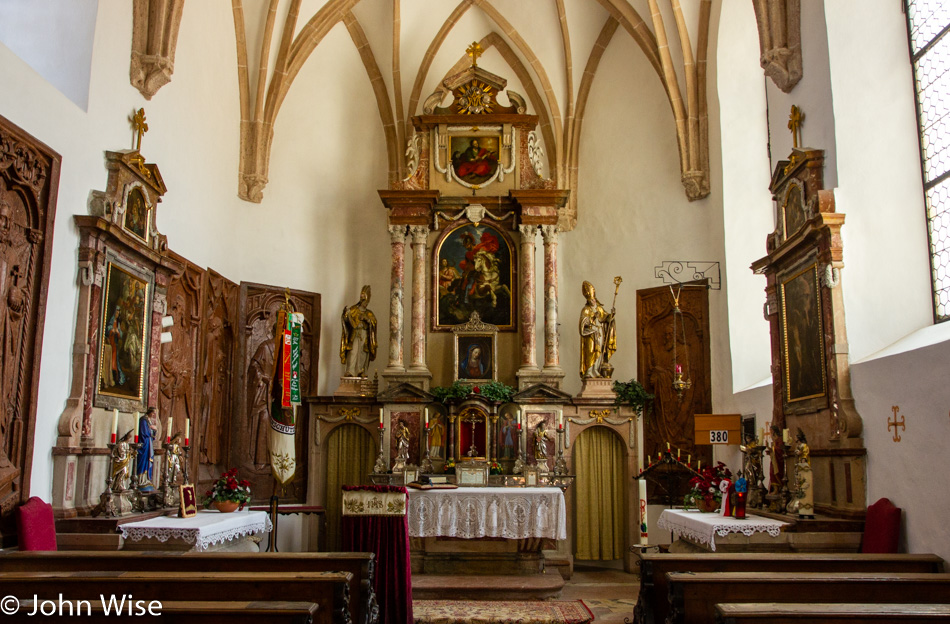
left=119, top=510, right=272, bottom=551
left=656, top=509, right=787, bottom=552
left=407, top=487, right=566, bottom=540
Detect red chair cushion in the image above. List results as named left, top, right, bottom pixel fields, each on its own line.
left=15, top=496, right=57, bottom=551
left=861, top=497, right=901, bottom=554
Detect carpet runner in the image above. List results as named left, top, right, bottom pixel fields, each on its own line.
left=413, top=600, right=594, bottom=624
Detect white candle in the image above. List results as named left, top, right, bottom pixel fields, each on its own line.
left=637, top=478, right=649, bottom=544
left=517, top=409, right=522, bottom=431
left=185, top=417, right=190, bottom=443
left=111, top=409, right=118, bottom=436
left=166, top=415, right=173, bottom=442
left=424, top=408, right=429, bottom=427
left=133, top=411, right=140, bottom=443
left=379, top=408, right=383, bottom=425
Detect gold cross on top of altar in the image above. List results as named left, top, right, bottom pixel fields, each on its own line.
left=132, top=108, right=149, bottom=152
left=788, top=105, right=805, bottom=149
left=467, top=41, right=484, bottom=67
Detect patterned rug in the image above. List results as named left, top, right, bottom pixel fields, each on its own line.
left=414, top=600, right=594, bottom=624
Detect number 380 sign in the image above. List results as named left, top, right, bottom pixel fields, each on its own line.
left=708, top=430, right=729, bottom=444
left=694, top=414, right=740, bottom=446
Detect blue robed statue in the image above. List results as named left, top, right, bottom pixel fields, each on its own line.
left=135, top=407, right=158, bottom=490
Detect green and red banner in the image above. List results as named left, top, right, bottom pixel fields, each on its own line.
left=268, top=309, right=304, bottom=485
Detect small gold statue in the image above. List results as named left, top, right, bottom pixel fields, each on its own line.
left=578, top=280, right=618, bottom=378
left=534, top=421, right=549, bottom=461
left=109, top=430, right=134, bottom=492
left=340, top=285, right=377, bottom=378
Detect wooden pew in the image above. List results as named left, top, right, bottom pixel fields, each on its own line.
left=634, top=552, right=946, bottom=624
left=667, top=571, right=950, bottom=624
left=0, top=570, right=352, bottom=624
left=0, top=550, right=376, bottom=624
left=714, top=602, right=950, bottom=623
left=5, top=600, right=318, bottom=624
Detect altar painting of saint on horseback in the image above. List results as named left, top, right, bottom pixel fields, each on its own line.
left=434, top=222, right=514, bottom=330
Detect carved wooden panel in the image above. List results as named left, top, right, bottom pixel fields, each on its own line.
left=157, top=252, right=202, bottom=478
left=195, top=269, right=237, bottom=487
left=0, top=114, right=60, bottom=537
left=637, top=283, right=712, bottom=501
left=234, top=283, right=320, bottom=503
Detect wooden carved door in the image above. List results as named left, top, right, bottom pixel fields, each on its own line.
left=636, top=282, right=711, bottom=501
left=0, top=114, right=60, bottom=541
left=234, top=283, right=320, bottom=503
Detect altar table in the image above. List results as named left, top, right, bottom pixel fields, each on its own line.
left=119, top=509, right=272, bottom=552
left=407, top=486, right=566, bottom=540
left=657, top=508, right=787, bottom=552
left=406, top=487, right=566, bottom=574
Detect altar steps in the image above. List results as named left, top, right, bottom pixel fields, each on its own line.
left=412, top=572, right=565, bottom=601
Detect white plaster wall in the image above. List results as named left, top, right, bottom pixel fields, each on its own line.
left=716, top=1, right=774, bottom=393
left=851, top=345, right=950, bottom=563
left=824, top=0, right=933, bottom=359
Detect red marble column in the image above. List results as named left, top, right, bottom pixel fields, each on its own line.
left=408, top=225, right=429, bottom=372
left=518, top=224, right=539, bottom=372
left=386, top=225, right=407, bottom=372
left=541, top=225, right=561, bottom=372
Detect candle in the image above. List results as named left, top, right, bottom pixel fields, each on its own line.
left=185, top=417, right=190, bottom=446
left=677, top=448, right=681, bottom=460
left=637, top=478, right=649, bottom=543
left=424, top=408, right=429, bottom=429
left=647, top=455, right=651, bottom=465
left=111, top=409, right=118, bottom=443
left=166, top=415, right=173, bottom=443
left=687, top=454, right=691, bottom=465
left=517, top=409, right=522, bottom=430
left=133, top=411, right=140, bottom=443
left=379, top=408, right=384, bottom=429
left=675, top=363, right=682, bottom=374
left=667, top=441, right=671, bottom=451
left=782, top=428, right=790, bottom=445
left=697, top=460, right=702, bottom=471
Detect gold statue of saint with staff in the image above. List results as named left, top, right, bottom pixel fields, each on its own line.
left=579, top=277, right=621, bottom=378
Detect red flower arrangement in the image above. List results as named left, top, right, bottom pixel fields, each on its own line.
left=684, top=461, right=732, bottom=512
left=203, top=468, right=252, bottom=509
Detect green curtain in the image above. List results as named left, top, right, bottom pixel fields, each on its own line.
left=325, top=424, right=376, bottom=551
left=573, top=426, right=626, bottom=560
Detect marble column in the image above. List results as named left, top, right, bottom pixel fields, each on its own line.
left=517, top=224, right=539, bottom=375
left=408, top=225, right=429, bottom=373
left=541, top=225, right=562, bottom=374
left=385, top=225, right=407, bottom=373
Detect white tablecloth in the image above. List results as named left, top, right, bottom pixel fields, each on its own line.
left=407, top=487, right=566, bottom=540
left=119, top=510, right=272, bottom=551
left=656, top=508, right=787, bottom=552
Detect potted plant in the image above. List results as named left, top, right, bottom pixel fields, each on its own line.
left=203, top=468, right=252, bottom=512
left=613, top=378, right=654, bottom=419
left=683, top=462, right=732, bottom=512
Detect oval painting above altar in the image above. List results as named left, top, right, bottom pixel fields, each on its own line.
left=434, top=222, right=515, bottom=331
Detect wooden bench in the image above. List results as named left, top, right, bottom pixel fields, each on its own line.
left=714, top=602, right=950, bottom=623
left=633, top=552, right=946, bottom=624
left=667, top=571, right=950, bottom=624
left=5, top=600, right=318, bottom=624
left=0, top=570, right=352, bottom=624
left=0, top=550, right=376, bottom=624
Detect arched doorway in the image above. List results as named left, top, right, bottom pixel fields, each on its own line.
left=573, top=426, right=626, bottom=561
left=324, top=423, right=376, bottom=550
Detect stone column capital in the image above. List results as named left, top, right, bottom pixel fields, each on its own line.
left=540, top=224, right=559, bottom=242
left=388, top=225, right=407, bottom=244
left=409, top=225, right=429, bottom=244
left=518, top=224, right=538, bottom=241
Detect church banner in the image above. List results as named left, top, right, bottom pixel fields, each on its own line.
left=268, top=309, right=302, bottom=485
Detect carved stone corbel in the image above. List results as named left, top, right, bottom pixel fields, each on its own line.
left=752, top=0, right=803, bottom=93
left=130, top=0, right=185, bottom=100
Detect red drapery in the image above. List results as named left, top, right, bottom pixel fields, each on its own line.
left=341, top=485, right=413, bottom=624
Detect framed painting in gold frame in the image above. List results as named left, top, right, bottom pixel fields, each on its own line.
left=524, top=466, right=540, bottom=487
left=779, top=261, right=826, bottom=406
left=123, top=185, right=151, bottom=244
left=179, top=484, right=197, bottom=518
left=433, top=221, right=515, bottom=331
left=782, top=182, right=806, bottom=241
left=96, top=256, right=152, bottom=406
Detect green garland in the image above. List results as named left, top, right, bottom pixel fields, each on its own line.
left=430, top=380, right=516, bottom=404
left=612, top=378, right=654, bottom=419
